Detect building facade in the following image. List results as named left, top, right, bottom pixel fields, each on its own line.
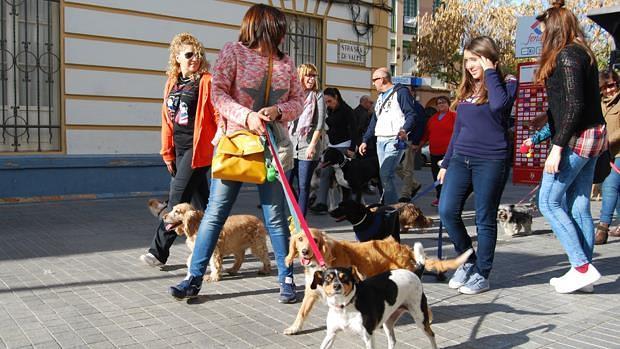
left=1, top=0, right=396, bottom=200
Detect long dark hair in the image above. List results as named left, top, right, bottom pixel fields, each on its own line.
left=535, top=0, right=596, bottom=83
left=238, top=4, right=287, bottom=59
left=454, top=36, right=504, bottom=107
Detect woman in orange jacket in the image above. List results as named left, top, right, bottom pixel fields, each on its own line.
left=140, top=33, right=218, bottom=267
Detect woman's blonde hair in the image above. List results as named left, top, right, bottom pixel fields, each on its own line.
left=166, top=32, right=209, bottom=80
left=453, top=36, right=504, bottom=108
left=297, top=63, right=319, bottom=91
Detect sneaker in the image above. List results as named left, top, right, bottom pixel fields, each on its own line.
left=448, top=262, right=474, bottom=289
left=554, top=265, right=601, bottom=294
left=458, top=272, right=490, bottom=295
left=309, top=203, right=328, bottom=215
left=278, top=277, right=297, bottom=304
left=140, top=253, right=163, bottom=267
left=431, top=199, right=439, bottom=207
left=169, top=275, right=202, bottom=300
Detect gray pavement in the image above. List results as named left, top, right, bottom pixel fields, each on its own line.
left=1, top=167, right=619, bottom=349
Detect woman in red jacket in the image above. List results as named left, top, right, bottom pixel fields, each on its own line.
left=139, top=33, right=218, bottom=267
left=419, top=96, right=456, bottom=207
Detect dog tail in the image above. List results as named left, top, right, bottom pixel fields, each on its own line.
left=423, top=248, right=473, bottom=273
left=412, top=242, right=426, bottom=267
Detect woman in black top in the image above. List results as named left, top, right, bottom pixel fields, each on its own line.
left=309, top=87, right=356, bottom=213
left=535, top=0, right=606, bottom=294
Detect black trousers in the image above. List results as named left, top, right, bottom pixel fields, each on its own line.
left=148, top=147, right=209, bottom=263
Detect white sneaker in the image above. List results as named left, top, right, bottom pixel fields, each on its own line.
left=554, top=265, right=600, bottom=294
left=550, top=270, right=594, bottom=292
left=140, top=253, right=164, bottom=267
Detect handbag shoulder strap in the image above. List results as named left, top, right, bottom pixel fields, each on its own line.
left=263, top=55, right=273, bottom=108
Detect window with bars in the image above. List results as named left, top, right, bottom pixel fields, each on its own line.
left=281, top=14, right=323, bottom=82
left=1, top=0, right=61, bottom=153
left=392, top=0, right=418, bottom=35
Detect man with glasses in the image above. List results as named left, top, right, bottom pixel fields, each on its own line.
left=359, top=68, right=420, bottom=204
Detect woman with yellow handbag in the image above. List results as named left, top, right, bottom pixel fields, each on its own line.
left=139, top=33, right=217, bottom=269
left=169, top=4, right=304, bottom=303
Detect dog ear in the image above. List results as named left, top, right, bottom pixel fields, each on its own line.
left=184, top=210, right=202, bottom=238
left=351, top=265, right=363, bottom=282
left=285, top=235, right=298, bottom=267
left=310, top=270, right=324, bottom=290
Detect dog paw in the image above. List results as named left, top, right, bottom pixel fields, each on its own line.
left=225, top=268, right=239, bottom=275
left=204, top=274, right=221, bottom=283
left=283, top=325, right=301, bottom=335
left=257, top=268, right=271, bottom=275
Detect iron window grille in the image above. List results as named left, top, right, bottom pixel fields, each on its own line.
left=1, top=0, right=61, bottom=153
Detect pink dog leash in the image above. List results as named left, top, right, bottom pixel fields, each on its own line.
left=265, top=124, right=326, bottom=268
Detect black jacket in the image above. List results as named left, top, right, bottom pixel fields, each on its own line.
left=546, top=44, right=605, bottom=147
left=326, top=101, right=357, bottom=152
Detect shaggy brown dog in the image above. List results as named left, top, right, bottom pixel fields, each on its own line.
left=282, top=229, right=471, bottom=335
left=374, top=202, right=434, bottom=232
left=162, top=203, right=271, bottom=282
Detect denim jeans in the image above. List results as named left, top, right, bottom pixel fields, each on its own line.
left=287, top=159, right=318, bottom=217
left=600, top=157, right=620, bottom=225
left=376, top=136, right=405, bottom=204
left=438, top=154, right=508, bottom=279
left=188, top=178, right=293, bottom=283
left=538, top=147, right=597, bottom=267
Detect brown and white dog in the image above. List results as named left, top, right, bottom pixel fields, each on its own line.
left=282, top=229, right=472, bottom=335
left=313, top=267, right=438, bottom=349
left=161, top=203, right=271, bottom=282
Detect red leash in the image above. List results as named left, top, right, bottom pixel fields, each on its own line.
left=265, top=124, right=326, bottom=268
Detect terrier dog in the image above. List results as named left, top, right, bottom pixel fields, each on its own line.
left=313, top=267, right=438, bottom=349
left=497, top=204, right=535, bottom=237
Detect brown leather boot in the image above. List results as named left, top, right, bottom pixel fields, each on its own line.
left=595, top=224, right=609, bottom=245
left=609, top=226, right=620, bottom=237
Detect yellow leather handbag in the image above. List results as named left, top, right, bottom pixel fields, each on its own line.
left=211, top=130, right=266, bottom=184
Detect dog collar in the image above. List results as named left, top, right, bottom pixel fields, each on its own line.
left=338, top=156, right=350, bottom=168
left=337, top=288, right=356, bottom=309
left=352, top=214, right=367, bottom=227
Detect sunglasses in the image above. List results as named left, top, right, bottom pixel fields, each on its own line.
left=372, top=77, right=383, bottom=82
left=182, top=51, right=198, bottom=60
left=600, top=82, right=618, bottom=91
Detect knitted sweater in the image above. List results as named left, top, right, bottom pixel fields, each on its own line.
left=546, top=44, right=605, bottom=147
left=211, top=42, right=304, bottom=144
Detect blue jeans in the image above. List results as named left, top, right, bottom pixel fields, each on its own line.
left=600, top=157, right=620, bottom=225
left=188, top=178, right=293, bottom=283
left=287, top=159, right=318, bottom=217
left=376, top=137, right=405, bottom=204
left=438, top=154, right=508, bottom=278
left=538, top=148, right=597, bottom=267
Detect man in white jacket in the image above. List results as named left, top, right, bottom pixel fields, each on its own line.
left=359, top=68, right=420, bottom=204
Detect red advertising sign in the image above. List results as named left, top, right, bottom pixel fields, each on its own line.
left=513, top=62, right=549, bottom=185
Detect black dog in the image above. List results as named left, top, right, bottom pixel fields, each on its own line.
left=330, top=199, right=400, bottom=242
left=320, top=148, right=381, bottom=202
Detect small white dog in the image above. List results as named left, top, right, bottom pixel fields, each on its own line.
left=497, top=204, right=534, bottom=237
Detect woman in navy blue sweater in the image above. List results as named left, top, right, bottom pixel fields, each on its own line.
left=437, top=36, right=517, bottom=294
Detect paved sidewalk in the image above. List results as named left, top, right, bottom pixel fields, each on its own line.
left=1, top=168, right=619, bottom=349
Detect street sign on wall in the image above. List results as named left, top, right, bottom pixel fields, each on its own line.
left=515, top=16, right=543, bottom=58
left=337, top=40, right=369, bottom=66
